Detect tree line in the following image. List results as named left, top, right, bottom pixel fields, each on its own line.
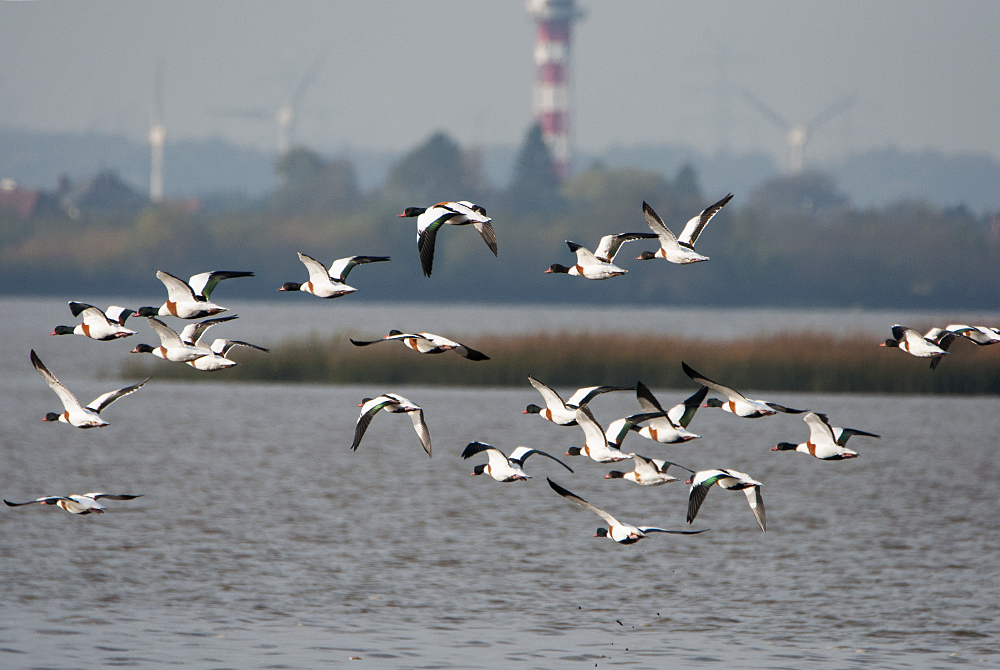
left=2, top=125, right=998, bottom=309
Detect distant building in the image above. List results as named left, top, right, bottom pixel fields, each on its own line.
left=0, top=178, right=62, bottom=219
left=58, top=171, right=147, bottom=219
left=527, top=0, right=584, bottom=180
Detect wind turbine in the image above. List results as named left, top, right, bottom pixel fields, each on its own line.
left=739, top=89, right=856, bottom=173
left=149, top=61, right=165, bottom=202
left=276, top=49, right=327, bottom=155
left=210, top=49, right=327, bottom=157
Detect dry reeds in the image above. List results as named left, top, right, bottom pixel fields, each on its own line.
left=120, top=330, right=1000, bottom=394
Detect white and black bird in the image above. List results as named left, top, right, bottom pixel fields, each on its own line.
left=4, top=493, right=142, bottom=515
left=522, top=376, right=634, bottom=426
left=31, top=350, right=148, bottom=428
left=131, top=317, right=212, bottom=363
left=637, top=195, right=733, bottom=264
left=351, top=330, right=489, bottom=361
left=462, top=442, right=573, bottom=482
left=772, top=412, right=879, bottom=460
left=137, top=270, right=253, bottom=319
left=880, top=324, right=954, bottom=369
left=683, top=362, right=807, bottom=418
left=352, top=394, right=432, bottom=458
left=179, top=315, right=268, bottom=371
left=50, top=302, right=136, bottom=341
left=398, top=201, right=496, bottom=277
left=605, top=383, right=706, bottom=446
left=604, top=455, right=693, bottom=486
left=686, top=469, right=766, bottom=533
left=945, top=324, right=1000, bottom=346
left=278, top=252, right=389, bottom=298
left=565, top=406, right=633, bottom=463
left=548, top=478, right=708, bottom=544
left=545, top=233, right=655, bottom=280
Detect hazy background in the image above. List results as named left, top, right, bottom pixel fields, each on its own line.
left=2, top=1, right=998, bottom=188
left=3, top=1, right=1000, bottom=308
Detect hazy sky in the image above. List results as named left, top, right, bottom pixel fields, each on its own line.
left=2, top=1, right=998, bottom=168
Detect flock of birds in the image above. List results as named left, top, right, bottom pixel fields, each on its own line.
left=10, top=198, right=1000, bottom=543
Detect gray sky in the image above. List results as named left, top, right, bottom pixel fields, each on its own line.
left=2, top=1, right=998, bottom=168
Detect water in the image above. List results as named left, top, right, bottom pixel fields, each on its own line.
left=1, top=299, right=999, bottom=668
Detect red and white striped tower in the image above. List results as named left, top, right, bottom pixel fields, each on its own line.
left=527, top=0, right=584, bottom=180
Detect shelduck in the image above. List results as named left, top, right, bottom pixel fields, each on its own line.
left=545, top=232, right=655, bottom=280
left=772, top=412, right=876, bottom=460
left=31, top=350, right=148, bottom=429
left=137, top=270, right=253, bottom=319
left=548, top=478, right=708, bottom=544
left=352, top=394, right=432, bottom=458
left=945, top=324, right=1000, bottom=346
left=604, top=382, right=705, bottom=445
left=50, top=302, right=136, bottom=340
left=462, top=442, right=573, bottom=482
left=880, top=324, right=951, bottom=369
left=279, top=252, right=389, bottom=298
left=565, top=406, right=633, bottom=463
left=350, top=330, right=489, bottom=361
left=4, top=493, right=142, bottom=515
left=398, top=201, right=496, bottom=277
left=178, top=315, right=268, bottom=371
left=604, top=454, right=693, bottom=486
left=636, top=195, right=733, bottom=264
left=682, top=362, right=807, bottom=418
left=523, top=376, right=633, bottom=426
left=686, top=469, right=766, bottom=533
left=131, top=317, right=212, bottom=363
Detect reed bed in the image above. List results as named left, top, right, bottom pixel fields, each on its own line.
left=121, top=330, right=1000, bottom=394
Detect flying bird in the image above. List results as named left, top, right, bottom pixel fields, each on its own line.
left=604, top=383, right=706, bottom=446
left=352, top=394, right=432, bottom=458
left=565, top=406, right=633, bottom=463
left=398, top=201, right=496, bottom=277
left=350, top=330, right=489, bottom=361
left=545, top=233, right=655, bottom=280
left=772, top=412, right=878, bottom=460
left=137, top=270, right=253, bottom=319
left=50, top=302, right=136, bottom=341
left=637, top=194, right=733, bottom=264
left=523, top=376, right=634, bottom=426
left=179, top=315, right=268, bottom=371
left=4, top=493, right=143, bottom=515
left=880, top=325, right=951, bottom=369
left=686, top=469, right=766, bottom=533
left=31, top=349, right=148, bottom=428
left=278, top=252, right=389, bottom=298
left=548, top=478, right=708, bottom=544
left=682, top=362, right=807, bottom=418
left=462, top=442, right=573, bottom=482
left=131, top=317, right=213, bottom=363
left=604, top=455, right=693, bottom=486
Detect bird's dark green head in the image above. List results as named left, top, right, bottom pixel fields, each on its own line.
left=704, top=398, right=725, bottom=408
left=398, top=207, right=426, bottom=218
left=522, top=404, right=542, bottom=414
left=50, top=325, right=75, bottom=336
left=772, top=442, right=798, bottom=451
left=636, top=251, right=657, bottom=261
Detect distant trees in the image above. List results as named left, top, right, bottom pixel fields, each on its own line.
left=272, top=147, right=360, bottom=213
left=503, top=123, right=564, bottom=214
left=384, top=131, right=483, bottom=204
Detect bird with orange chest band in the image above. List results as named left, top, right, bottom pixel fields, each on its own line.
left=398, top=201, right=496, bottom=277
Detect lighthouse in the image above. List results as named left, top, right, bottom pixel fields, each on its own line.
left=526, top=0, right=584, bottom=179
